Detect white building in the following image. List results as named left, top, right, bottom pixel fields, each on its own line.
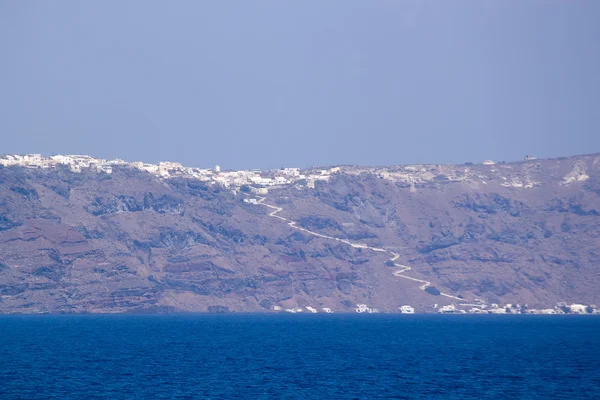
left=469, top=308, right=487, bottom=314
left=51, top=155, right=74, bottom=165
left=399, top=305, right=415, bottom=314
left=250, top=176, right=275, bottom=186
left=96, top=165, right=113, bottom=174
left=107, top=158, right=127, bottom=165
left=158, top=162, right=182, bottom=176
left=355, top=304, right=370, bottom=313
left=281, top=168, right=300, bottom=177
left=569, top=304, right=588, bottom=314
left=250, top=187, right=268, bottom=195
left=438, top=304, right=457, bottom=314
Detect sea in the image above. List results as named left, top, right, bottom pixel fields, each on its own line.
left=0, top=314, right=598, bottom=399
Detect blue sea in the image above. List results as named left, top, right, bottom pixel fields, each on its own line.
left=0, top=315, right=598, bottom=399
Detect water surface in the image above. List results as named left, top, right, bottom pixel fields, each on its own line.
left=0, top=314, right=598, bottom=399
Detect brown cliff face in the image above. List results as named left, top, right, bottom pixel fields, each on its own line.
left=0, top=154, right=599, bottom=313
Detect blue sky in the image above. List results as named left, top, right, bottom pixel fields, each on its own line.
left=1, top=1, right=599, bottom=170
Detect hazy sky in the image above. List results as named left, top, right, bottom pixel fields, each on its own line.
left=1, top=1, right=599, bottom=170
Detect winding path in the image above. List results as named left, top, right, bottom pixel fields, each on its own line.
left=253, top=196, right=464, bottom=301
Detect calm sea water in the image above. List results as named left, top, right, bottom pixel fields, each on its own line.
left=0, top=314, right=598, bottom=399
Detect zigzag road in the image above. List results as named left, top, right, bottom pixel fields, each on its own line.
left=254, top=196, right=464, bottom=301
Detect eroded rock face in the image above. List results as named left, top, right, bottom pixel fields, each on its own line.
left=0, top=154, right=599, bottom=314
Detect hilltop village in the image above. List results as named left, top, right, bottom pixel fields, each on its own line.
left=0, top=154, right=338, bottom=191
left=1, top=152, right=591, bottom=194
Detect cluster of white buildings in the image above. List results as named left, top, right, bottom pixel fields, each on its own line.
left=526, top=302, right=596, bottom=315
left=0, top=154, right=341, bottom=191
left=355, top=304, right=380, bottom=313
left=0, top=154, right=122, bottom=174
left=273, top=304, right=414, bottom=314
left=272, top=305, right=333, bottom=313
left=438, top=304, right=463, bottom=314
left=436, top=301, right=597, bottom=315
left=268, top=302, right=597, bottom=315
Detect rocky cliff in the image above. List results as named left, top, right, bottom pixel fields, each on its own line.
left=0, top=154, right=598, bottom=313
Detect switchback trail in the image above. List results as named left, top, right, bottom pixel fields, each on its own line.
left=253, top=196, right=464, bottom=301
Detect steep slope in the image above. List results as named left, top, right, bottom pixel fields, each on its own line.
left=0, top=154, right=598, bottom=313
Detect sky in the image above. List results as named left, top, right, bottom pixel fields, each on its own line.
left=1, top=1, right=599, bottom=170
